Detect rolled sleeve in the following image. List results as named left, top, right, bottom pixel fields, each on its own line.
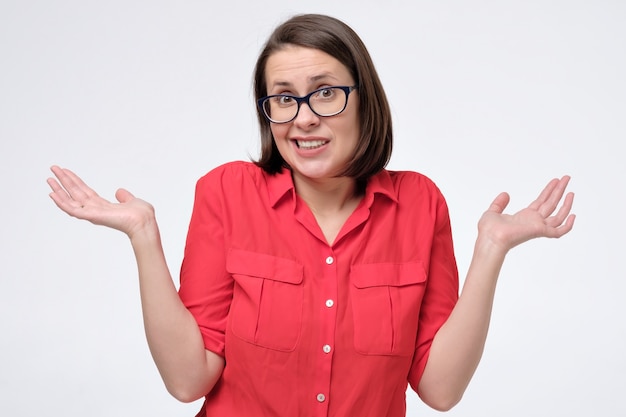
left=409, top=197, right=460, bottom=390
left=178, top=167, right=234, bottom=357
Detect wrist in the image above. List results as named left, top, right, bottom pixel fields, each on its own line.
left=128, top=212, right=160, bottom=245
left=474, top=234, right=508, bottom=261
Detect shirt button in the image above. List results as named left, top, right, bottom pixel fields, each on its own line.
left=325, top=299, right=334, bottom=308
left=316, top=393, right=326, bottom=403
left=323, top=344, right=332, bottom=354
left=325, top=256, right=334, bottom=265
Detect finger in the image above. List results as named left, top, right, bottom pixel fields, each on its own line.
left=545, top=191, right=575, bottom=228
left=48, top=178, right=84, bottom=215
left=49, top=165, right=97, bottom=203
left=62, top=168, right=98, bottom=198
left=51, top=166, right=98, bottom=199
left=531, top=176, right=571, bottom=217
left=547, top=213, right=576, bottom=238
left=528, top=177, right=559, bottom=211
left=487, top=192, right=510, bottom=214
left=49, top=165, right=85, bottom=202
left=115, top=188, right=135, bottom=203
left=47, top=173, right=82, bottom=212
left=540, top=176, right=571, bottom=218
left=46, top=175, right=65, bottom=196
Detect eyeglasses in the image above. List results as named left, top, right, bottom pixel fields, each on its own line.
left=258, top=86, right=357, bottom=124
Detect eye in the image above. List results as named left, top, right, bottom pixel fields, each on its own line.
left=315, top=88, right=335, bottom=100
left=273, top=95, right=295, bottom=106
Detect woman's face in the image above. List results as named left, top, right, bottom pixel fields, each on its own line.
left=264, top=45, right=359, bottom=183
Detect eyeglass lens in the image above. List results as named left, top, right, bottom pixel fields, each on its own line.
left=263, top=87, right=348, bottom=123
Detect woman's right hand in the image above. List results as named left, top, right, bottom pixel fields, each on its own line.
left=47, top=165, right=156, bottom=239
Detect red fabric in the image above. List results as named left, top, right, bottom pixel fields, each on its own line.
left=179, top=161, right=459, bottom=417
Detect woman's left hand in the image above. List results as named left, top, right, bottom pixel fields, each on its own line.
left=478, top=175, right=575, bottom=252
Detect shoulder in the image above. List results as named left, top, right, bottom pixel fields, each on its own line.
left=387, top=170, right=437, bottom=188
left=196, top=161, right=265, bottom=189
left=382, top=170, right=453, bottom=228
left=385, top=170, right=446, bottom=203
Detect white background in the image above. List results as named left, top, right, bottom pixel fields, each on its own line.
left=1, top=0, right=624, bottom=416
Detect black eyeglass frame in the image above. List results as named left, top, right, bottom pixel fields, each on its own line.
left=257, top=85, right=357, bottom=124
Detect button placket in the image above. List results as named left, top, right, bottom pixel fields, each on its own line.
left=315, top=252, right=336, bottom=411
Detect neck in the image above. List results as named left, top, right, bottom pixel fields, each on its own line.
left=292, top=172, right=359, bottom=215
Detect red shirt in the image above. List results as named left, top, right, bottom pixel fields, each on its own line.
left=178, top=161, right=459, bottom=417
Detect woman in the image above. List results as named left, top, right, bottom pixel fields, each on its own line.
left=47, top=14, right=575, bottom=417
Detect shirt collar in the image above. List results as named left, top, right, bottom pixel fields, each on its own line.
left=365, top=169, right=399, bottom=204
left=267, top=168, right=296, bottom=208
left=266, top=168, right=399, bottom=208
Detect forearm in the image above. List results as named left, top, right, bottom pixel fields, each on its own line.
left=130, top=222, right=224, bottom=402
left=418, top=236, right=506, bottom=410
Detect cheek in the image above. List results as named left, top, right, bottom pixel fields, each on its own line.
left=270, top=124, right=288, bottom=140
left=341, top=104, right=360, bottom=136
left=337, top=115, right=361, bottom=144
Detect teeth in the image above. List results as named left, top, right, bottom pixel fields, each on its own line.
left=297, top=140, right=327, bottom=149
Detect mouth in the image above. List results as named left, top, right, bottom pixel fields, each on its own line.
left=295, top=139, right=329, bottom=150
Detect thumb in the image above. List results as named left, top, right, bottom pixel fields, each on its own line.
left=115, top=188, right=136, bottom=203
left=488, top=192, right=510, bottom=214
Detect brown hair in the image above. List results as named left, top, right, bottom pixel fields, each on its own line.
left=253, top=14, right=393, bottom=183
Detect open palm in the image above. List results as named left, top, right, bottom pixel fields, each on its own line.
left=47, top=166, right=155, bottom=239
left=478, top=176, right=575, bottom=251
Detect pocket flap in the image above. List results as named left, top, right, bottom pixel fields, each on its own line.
left=226, top=248, right=304, bottom=284
left=351, top=262, right=426, bottom=288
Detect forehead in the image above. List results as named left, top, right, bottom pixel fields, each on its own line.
left=265, top=45, right=352, bottom=90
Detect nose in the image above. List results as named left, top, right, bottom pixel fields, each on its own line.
left=293, top=101, right=320, bottom=128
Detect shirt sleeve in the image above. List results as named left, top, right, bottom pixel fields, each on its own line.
left=178, top=167, right=234, bottom=357
left=408, top=191, right=460, bottom=391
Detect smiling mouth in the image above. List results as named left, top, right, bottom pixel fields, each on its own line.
left=296, top=139, right=328, bottom=149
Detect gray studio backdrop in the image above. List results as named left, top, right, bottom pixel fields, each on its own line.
left=1, top=0, right=624, bottom=416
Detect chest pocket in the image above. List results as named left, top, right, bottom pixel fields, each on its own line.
left=226, top=248, right=304, bottom=352
left=350, top=262, right=427, bottom=356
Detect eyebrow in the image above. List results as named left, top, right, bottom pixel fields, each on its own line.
left=270, top=73, right=339, bottom=89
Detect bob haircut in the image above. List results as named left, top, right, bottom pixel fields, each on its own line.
left=253, top=14, right=393, bottom=183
